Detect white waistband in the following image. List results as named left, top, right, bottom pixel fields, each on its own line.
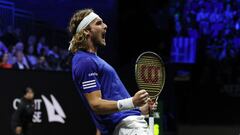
left=116, top=115, right=147, bottom=129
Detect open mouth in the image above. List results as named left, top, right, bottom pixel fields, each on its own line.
left=102, top=32, right=106, bottom=39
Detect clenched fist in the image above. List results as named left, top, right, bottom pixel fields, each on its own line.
left=132, top=90, right=149, bottom=107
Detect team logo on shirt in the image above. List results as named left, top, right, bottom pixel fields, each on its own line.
left=82, top=80, right=97, bottom=90
left=88, top=72, right=98, bottom=77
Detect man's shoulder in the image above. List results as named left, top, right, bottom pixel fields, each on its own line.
left=73, top=54, right=95, bottom=65
left=72, top=54, right=99, bottom=73
left=73, top=51, right=103, bottom=65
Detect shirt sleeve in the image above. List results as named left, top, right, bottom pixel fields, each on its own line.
left=74, top=58, right=101, bottom=94
left=11, top=101, right=24, bottom=127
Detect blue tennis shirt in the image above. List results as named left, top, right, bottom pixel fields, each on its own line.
left=72, top=50, right=141, bottom=135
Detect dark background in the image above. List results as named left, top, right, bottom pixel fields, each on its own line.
left=0, top=69, right=96, bottom=135
left=1, top=0, right=240, bottom=135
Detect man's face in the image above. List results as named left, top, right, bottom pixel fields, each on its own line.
left=28, top=46, right=34, bottom=54
left=2, top=53, right=9, bottom=62
left=16, top=51, right=24, bottom=62
left=25, top=88, right=34, bottom=100
left=88, top=17, right=107, bottom=47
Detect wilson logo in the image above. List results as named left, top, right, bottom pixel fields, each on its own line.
left=140, top=65, right=160, bottom=84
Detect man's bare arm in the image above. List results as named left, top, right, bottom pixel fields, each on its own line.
left=85, top=90, right=149, bottom=115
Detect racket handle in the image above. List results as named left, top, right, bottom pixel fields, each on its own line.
left=149, top=116, right=154, bottom=135
left=148, top=98, right=157, bottom=135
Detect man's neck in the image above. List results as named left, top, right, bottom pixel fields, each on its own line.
left=88, top=47, right=97, bottom=53
left=87, top=40, right=97, bottom=53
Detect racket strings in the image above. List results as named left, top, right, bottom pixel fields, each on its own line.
left=136, top=54, right=165, bottom=98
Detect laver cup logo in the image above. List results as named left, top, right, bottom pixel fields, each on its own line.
left=140, top=65, right=160, bottom=84
left=41, top=95, right=66, bottom=123
left=13, top=94, right=66, bottom=124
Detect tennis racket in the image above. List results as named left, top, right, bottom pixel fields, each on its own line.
left=135, top=51, right=166, bottom=135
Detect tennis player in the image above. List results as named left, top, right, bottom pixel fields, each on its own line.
left=68, top=9, right=157, bottom=135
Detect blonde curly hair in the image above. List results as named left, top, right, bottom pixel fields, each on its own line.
left=68, top=9, right=93, bottom=53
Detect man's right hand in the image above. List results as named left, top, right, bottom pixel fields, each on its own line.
left=132, top=90, right=149, bottom=107
left=15, top=126, right=22, bottom=135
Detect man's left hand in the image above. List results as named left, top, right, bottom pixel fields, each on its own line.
left=139, top=98, right=158, bottom=115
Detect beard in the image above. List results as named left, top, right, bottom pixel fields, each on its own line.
left=91, top=32, right=106, bottom=48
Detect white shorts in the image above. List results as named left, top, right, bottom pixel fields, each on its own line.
left=113, top=115, right=152, bottom=135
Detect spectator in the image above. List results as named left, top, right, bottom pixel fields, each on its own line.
left=224, top=4, right=236, bottom=21
left=13, top=51, right=29, bottom=70
left=14, top=42, right=24, bottom=52
left=209, top=7, right=223, bottom=23
left=0, top=41, right=8, bottom=53
left=0, top=52, right=12, bottom=69
left=35, top=56, right=51, bottom=71
left=37, top=36, right=47, bottom=55
left=196, top=7, right=210, bottom=35
left=59, top=49, right=71, bottom=71
left=12, top=42, right=30, bottom=68
left=46, top=46, right=60, bottom=70
left=196, top=7, right=209, bottom=22
left=27, top=35, right=37, bottom=47
left=50, top=46, right=60, bottom=59
left=174, top=14, right=182, bottom=35
left=26, top=45, right=38, bottom=69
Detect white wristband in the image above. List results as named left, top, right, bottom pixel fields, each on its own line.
left=117, top=97, right=135, bottom=111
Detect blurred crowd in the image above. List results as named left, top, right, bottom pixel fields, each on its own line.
left=175, top=0, right=240, bottom=61
left=173, top=0, right=240, bottom=94
left=0, top=26, right=71, bottom=71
